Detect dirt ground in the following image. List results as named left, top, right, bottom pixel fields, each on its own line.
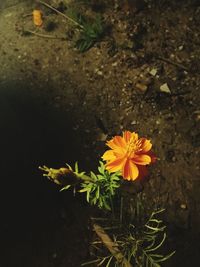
left=0, top=0, right=200, bottom=266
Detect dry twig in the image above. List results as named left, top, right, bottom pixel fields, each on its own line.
left=24, top=29, right=66, bottom=40
left=38, top=0, right=84, bottom=29
left=157, top=56, right=189, bottom=71
left=93, top=223, right=133, bottom=267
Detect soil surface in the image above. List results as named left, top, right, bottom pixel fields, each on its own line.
left=0, top=0, right=200, bottom=266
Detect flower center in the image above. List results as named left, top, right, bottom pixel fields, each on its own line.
left=126, top=137, right=141, bottom=158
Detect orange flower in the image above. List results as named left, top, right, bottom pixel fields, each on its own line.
left=33, top=10, right=43, bottom=27
left=102, top=131, right=156, bottom=181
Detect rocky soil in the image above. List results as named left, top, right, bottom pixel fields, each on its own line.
left=0, top=0, right=200, bottom=266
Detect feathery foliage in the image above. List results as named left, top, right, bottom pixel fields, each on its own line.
left=66, top=8, right=104, bottom=51
left=79, top=161, right=121, bottom=210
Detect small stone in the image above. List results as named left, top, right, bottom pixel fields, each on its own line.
left=149, top=68, right=157, bottom=76
left=196, top=114, right=200, bottom=121
left=135, top=83, right=148, bottom=92
left=73, top=125, right=79, bottom=130
left=52, top=253, right=57, bottom=259
left=131, top=120, right=137, bottom=125
left=112, top=62, right=118, bottom=67
left=160, top=83, right=171, bottom=94
left=97, top=133, right=108, bottom=141
left=54, top=96, right=61, bottom=101
left=180, top=204, right=187, bottom=210
left=97, top=70, right=103, bottom=76
left=172, top=156, right=176, bottom=162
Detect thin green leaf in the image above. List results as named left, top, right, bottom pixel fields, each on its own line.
left=145, top=233, right=166, bottom=252
left=98, top=256, right=109, bottom=266
left=148, top=254, right=163, bottom=258
left=81, top=259, right=100, bottom=266
left=155, top=251, right=176, bottom=263
left=65, top=163, right=72, bottom=170
left=145, top=238, right=156, bottom=250
left=106, top=256, right=113, bottom=267
left=90, top=171, right=97, bottom=181
left=96, top=185, right=100, bottom=199
left=86, top=188, right=92, bottom=202
left=145, top=225, right=166, bottom=232
left=149, top=219, right=162, bottom=224
left=75, top=161, right=79, bottom=173
left=151, top=209, right=165, bottom=216
left=60, top=185, right=71, bottom=191
left=79, top=187, right=91, bottom=193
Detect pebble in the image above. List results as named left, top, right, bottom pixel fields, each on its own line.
left=52, top=253, right=57, bottom=259
left=97, top=133, right=108, bottom=141
left=135, top=82, right=148, bottom=92
left=149, top=68, right=157, bottom=76
left=97, top=70, right=103, bottom=76
left=131, top=120, right=137, bottom=125
left=180, top=204, right=187, bottom=210
left=112, top=62, right=118, bottom=67
left=160, top=83, right=171, bottom=94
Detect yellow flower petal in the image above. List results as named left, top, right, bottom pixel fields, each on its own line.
left=106, top=157, right=126, bottom=173
left=123, top=160, right=139, bottom=180
left=132, top=154, right=151, bottom=165
left=123, top=131, right=132, bottom=142
left=106, top=137, right=126, bottom=156
left=108, top=136, right=126, bottom=149
left=147, top=151, right=157, bottom=163
left=102, top=150, right=116, bottom=161
left=138, top=138, right=152, bottom=153
left=123, top=131, right=138, bottom=143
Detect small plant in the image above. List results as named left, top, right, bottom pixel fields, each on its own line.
left=66, top=9, right=104, bottom=51
left=40, top=130, right=175, bottom=266
left=75, top=15, right=104, bottom=52
left=37, top=1, right=105, bottom=52
left=118, top=209, right=175, bottom=267
left=86, top=209, right=175, bottom=267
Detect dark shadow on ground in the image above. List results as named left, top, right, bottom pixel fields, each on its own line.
left=0, top=81, right=89, bottom=267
